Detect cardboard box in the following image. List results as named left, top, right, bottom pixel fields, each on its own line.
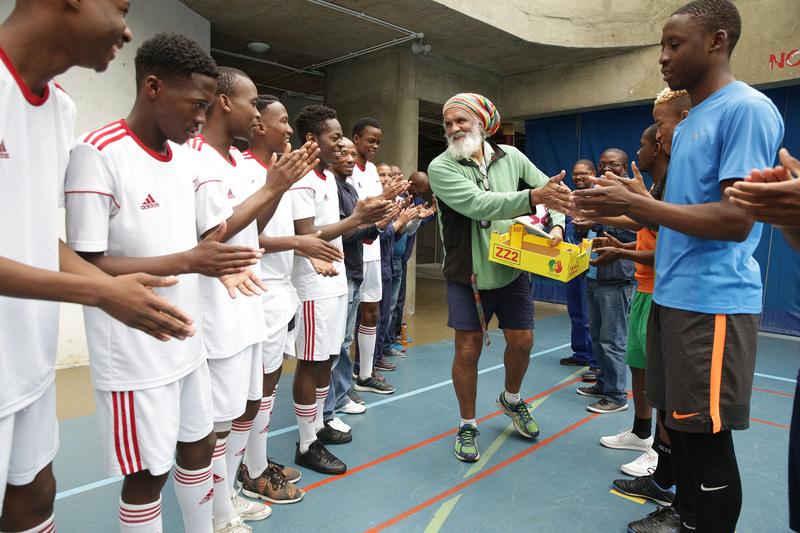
left=488, top=223, right=593, bottom=282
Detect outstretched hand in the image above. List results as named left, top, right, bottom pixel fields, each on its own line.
left=573, top=175, right=634, bottom=217
left=189, top=219, right=264, bottom=277
left=726, top=148, right=800, bottom=226
left=97, top=273, right=195, bottom=341
left=379, top=176, right=409, bottom=200
left=219, top=267, right=268, bottom=299
left=296, top=231, right=344, bottom=263
left=534, top=171, right=573, bottom=214
left=611, top=162, right=651, bottom=198
left=355, top=196, right=393, bottom=225
left=265, top=141, right=321, bottom=194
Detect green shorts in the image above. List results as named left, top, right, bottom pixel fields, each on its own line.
left=624, top=291, right=652, bottom=370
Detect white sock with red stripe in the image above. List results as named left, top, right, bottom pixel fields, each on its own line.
left=119, top=497, right=162, bottom=532
left=211, top=438, right=238, bottom=527
left=244, top=387, right=277, bottom=478
left=173, top=465, right=213, bottom=533
left=226, top=419, right=252, bottom=492
left=295, top=402, right=317, bottom=453
left=315, top=386, right=329, bottom=432
left=11, top=514, right=55, bottom=533
left=357, top=324, right=377, bottom=380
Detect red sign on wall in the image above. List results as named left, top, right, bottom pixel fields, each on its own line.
left=770, top=49, right=800, bottom=70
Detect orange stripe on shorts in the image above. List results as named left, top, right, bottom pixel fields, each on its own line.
left=710, top=314, right=727, bottom=433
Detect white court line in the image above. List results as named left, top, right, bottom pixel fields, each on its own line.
left=55, top=341, right=798, bottom=501
left=55, top=341, right=570, bottom=501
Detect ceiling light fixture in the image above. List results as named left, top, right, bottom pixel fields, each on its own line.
left=246, top=41, right=270, bottom=53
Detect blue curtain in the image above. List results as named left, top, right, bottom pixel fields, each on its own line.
left=524, top=85, right=800, bottom=335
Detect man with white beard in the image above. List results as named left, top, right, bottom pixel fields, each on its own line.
left=427, top=93, right=573, bottom=462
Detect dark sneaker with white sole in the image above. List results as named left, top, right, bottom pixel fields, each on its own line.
left=576, top=385, right=603, bottom=397
left=587, top=399, right=628, bottom=413
left=316, top=419, right=352, bottom=445
left=295, top=440, right=346, bottom=475
left=354, top=376, right=395, bottom=394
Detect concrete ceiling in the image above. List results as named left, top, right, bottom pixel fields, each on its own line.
left=178, top=0, right=647, bottom=100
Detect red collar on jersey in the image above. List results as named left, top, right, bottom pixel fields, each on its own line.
left=313, top=169, right=327, bottom=180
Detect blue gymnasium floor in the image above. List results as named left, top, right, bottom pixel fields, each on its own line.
left=52, top=313, right=797, bottom=532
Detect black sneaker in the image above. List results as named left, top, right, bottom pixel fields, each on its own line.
left=347, top=389, right=365, bottom=405
left=576, top=385, right=603, bottom=397
left=613, top=475, right=676, bottom=506
left=559, top=356, right=588, bottom=366
left=316, top=419, right=352, bottom=445
left=295, top=440, right=347, bottom=475
left=581, top=367, right=600, bottom=382
left=354, top=376, right=395, bottom=394
left=627, top=506, right=680, bottom=533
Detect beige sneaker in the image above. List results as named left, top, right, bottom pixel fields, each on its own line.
left=231, top=490, right=271, bottom=521
left=213, top=515, right=252, bottom=533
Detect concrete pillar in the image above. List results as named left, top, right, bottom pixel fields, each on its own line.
left=325, top=47, right=421, bottom=314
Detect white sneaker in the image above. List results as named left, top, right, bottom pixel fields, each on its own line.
left=600, top=428, right=654, bottom=451
left=336, top=399, right=366, bottom=415
left=213, top=516, right=253, bottom=533
left=328, top=415, right=351, bottom=433
left=232, top=490, right=271, bottom=521
left=620, top=446, right=658, bottom=477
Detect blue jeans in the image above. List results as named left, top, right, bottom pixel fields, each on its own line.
left=389, top=259, right=408, bottom=340
left=586, top=278, right=633, bottom=405
left=565, top=272, right=597, bottom=367
left=324, top=279, right=361, bottom=418
left=382, top=256, right=404, bottom=354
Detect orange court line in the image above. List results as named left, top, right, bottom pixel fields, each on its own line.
left=300, top=377, right=583, bottom=493
left=752, top=387, right=794, bottom=398
left=750, top=417, right=790, bottom=430
left=365, top=412, right=600, bottom=532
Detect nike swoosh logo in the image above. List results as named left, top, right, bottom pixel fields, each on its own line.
left=700, top=483, right=729, bottom=492
left=692, top=132, right=709, bottom=139
left=672, top=410, right=699, bottom=419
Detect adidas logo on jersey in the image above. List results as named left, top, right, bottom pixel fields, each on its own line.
left=213, top=473, right=224, bottom=484
left=0, top=139, right=8, bottom=159
left=227, top=188, right=235, bottom=200
left=323, top=193, right=329, bottom=201
left=199, top=488, right=213, bottom=505
left=259, top=426, right=269, bottom=434
left=140, top=194, right=160, bottom=210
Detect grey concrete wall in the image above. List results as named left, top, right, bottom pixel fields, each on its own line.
left=0, top=0, right=210, bottom=367
left=501, top=0, right=800, bottom=120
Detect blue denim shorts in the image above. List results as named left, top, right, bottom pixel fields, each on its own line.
left=446, top=274, right=535, bottom=332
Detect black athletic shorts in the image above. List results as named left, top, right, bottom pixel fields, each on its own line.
left=645, top=302, right=758, bottom=434
left=446, top=274, right=535, bottom=332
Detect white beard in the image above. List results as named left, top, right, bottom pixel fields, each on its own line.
left=446, top=125, right=484, bottom=161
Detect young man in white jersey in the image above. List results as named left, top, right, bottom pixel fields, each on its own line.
left=64, top=33, right=271, bottom=533
left=188, top=67, right=317, bottom=531
left=289, top=105, right=392, bottom=474
left=235, top=94, right=342, bottom=504
left=0, top=4, right=202, bottom=532
left=349, top=118, right=399, bottom=386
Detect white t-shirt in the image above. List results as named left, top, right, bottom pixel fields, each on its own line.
left=0, top=47, right=75, bottom=417
left=350, top=161, right=382, bottom=262
left=188, top=136, right=267, bottom=358
left=290, top=169, right=347, bottom=301
left=241, top=150, right=295, bottom=284
left=65, top=120, right=231, bottom=391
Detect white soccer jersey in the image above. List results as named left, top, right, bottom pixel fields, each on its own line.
left=241, top=150, right=295, bottom=284
left=350, top=161, right=382, bottom=262
left=290, top=169, right=347, bottom=301
left=65, top=120, right=231, bottom=391
left=0, top=47, right=75, bottom=418
left=188, top=136, right=267, bottom=358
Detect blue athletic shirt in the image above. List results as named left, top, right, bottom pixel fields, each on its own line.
left=654, top=81, right=784, bottom=315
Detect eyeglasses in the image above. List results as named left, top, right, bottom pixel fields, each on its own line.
left=571, top=171, right=592, bottom=178
left=597, top=162, right=624, bottom=169
left=476, top=163, right=491, bottom=229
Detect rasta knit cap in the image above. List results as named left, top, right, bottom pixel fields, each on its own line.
left=443, top=93, right=501, bottom=137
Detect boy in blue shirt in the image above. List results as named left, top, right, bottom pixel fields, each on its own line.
left=574, top=1, right=784, bottom=530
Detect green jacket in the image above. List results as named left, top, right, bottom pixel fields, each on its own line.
left=428, top=141, right=565, bottom=290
